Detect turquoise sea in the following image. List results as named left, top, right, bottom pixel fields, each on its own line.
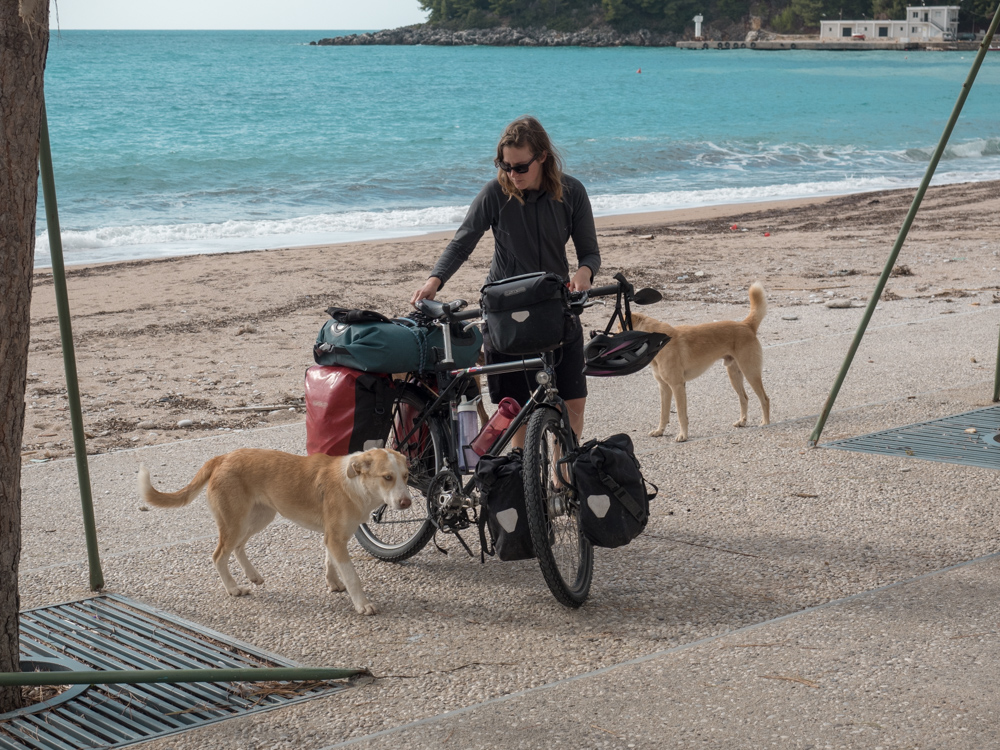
left=37, top=30, right=1000, bottom=266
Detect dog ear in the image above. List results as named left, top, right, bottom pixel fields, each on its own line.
left=347, top=456, right=371, bottom=479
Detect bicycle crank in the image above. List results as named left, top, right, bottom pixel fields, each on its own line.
left=426, top=468, right=470, bottom=530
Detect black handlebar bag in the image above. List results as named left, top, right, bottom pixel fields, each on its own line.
left=480, top=272, right=570, bottom=356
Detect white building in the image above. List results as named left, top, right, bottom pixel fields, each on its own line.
left=819, top=5, right=960, bottom=42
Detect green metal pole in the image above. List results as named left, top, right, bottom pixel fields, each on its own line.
left=37, top=97, right=105, bottom=590
left=993, top=320, right=1000, bottom=402
left=0, top=666, right=364, bottom=687
left=808, top=8, right=1000, bottom=446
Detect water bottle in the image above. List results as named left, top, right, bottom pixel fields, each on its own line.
left=469, top=397, right=522, bottom=457
left=456, top=396, right=481, bottom=471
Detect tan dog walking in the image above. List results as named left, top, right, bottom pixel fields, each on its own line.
left=630, top=282, right=770, bottom=442
left=138, top=447, right=411, bottom=615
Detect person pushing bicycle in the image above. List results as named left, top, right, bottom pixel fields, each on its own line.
left=410, top=116, right=601, bottom=445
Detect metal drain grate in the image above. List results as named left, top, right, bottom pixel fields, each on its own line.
left=1, top=595, right=351, bottom=749
left=822, top=404, right=1000, bottom=470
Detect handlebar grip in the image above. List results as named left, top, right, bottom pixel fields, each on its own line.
left=587, top=284, right=621, bottom=298
left=453, top=307, right=481, bottom=321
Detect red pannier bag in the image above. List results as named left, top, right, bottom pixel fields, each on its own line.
left=305, top=365, right=397, bottom=456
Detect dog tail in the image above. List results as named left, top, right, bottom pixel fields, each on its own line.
left=138, top=456, right=223, bottom=509
left=744, top=282, right=767, bottom=333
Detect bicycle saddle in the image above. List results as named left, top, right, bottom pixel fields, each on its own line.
left=417, top=298, right=468, bottom=321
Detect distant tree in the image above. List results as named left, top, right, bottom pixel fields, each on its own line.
left=963, top=0, right=998, bottom=32
left=774, top=0, right=823, bottom=31
left=819, top=0, right=870, bottom=22
left=717, top=0, right=751, bottom=22
left=0, top=0, right=50, bottom=712
left=871, top=0, right=906, bottom=21
left=601, top=0, right=701, bottom=33
left=414, top=0, right=928, bottom=33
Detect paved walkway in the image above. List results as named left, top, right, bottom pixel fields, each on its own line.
left=332, top=552, right=1000, bottom=748
left=15, top=296, right=1000, bottom=749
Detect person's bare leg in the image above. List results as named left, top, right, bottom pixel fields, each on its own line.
left=511, top=424, right=527, bottom=449
left=552, top=397, right=586, bottom=485
left=564, top=397, right=586, bottom=440
left=513, top=397, right=586, bottom=485
left=510, top=396, right=585, bottom=450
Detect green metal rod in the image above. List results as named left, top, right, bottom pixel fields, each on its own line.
left=37, top=97, right=105, bottom=590
left=808, top=8, right=1000, bottom=446
left=0, top=666, right=363, bottom=687
left=994, top=318, right=1000, bottom=402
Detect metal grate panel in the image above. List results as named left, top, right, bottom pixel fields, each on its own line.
left=0, top=595, right=351, bottom=749
left=822, top=404, right=1000, bottom=470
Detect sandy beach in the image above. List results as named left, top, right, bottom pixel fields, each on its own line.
left=23, top=180, right=1000, bottom=462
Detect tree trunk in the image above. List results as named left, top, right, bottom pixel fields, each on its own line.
left=0, top=0, right=50, bottom=712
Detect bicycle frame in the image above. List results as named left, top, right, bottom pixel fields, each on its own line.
left=397, top=358, right=556, bottom=459
left=390, top=318, right=576, bottom=493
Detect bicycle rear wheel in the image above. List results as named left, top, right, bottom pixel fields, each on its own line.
left=522, top=405, right=593, bottom=607
left=355, top=386, right=441, bottom=561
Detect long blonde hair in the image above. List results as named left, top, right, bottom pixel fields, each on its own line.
left=496, top=116, right=564, bottom=205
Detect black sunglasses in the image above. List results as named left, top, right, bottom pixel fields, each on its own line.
left=494, top=154, right=537, bottom=174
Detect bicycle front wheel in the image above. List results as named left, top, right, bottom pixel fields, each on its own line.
left=355, top=386, right=441, bottom=561
left=523, top=405, right=593, bottom=608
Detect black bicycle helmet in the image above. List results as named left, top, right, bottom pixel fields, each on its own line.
left=583, top=330, right=670, bottom=377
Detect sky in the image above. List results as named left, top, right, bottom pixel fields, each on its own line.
left=49, top=0, right=429, bottom=30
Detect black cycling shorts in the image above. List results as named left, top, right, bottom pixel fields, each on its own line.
left=482, top=315, right=588, bottom=406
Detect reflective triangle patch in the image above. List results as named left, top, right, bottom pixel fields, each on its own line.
left=496, top=508, right=519, bottom=533
left=587, top=494, right=611, bottom=518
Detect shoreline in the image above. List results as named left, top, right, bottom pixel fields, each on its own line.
left=41, top=170, right=1000, bottom=272
left=36, top=190, right=883, bottom=274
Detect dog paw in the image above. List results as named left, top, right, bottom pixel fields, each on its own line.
left=327, top=581, right=346, bottom=593
left=733, top=418, right=747, bottom=428
left=760, top=418, right=770, bottom=426
left=649, top=429, right=664, bottom=437
left=227, top=586, right=252, bottom=597
left=674, top=433, right=688, bottom=443
left=355, top=601, right=377, bottom=616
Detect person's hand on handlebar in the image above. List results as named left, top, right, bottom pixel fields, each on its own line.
left=410, top=276, right=442, bottom=307
left=568, top=267, right=593, bottom=293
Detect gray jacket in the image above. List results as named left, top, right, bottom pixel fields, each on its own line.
left=429, top=175, right=601, bottom=290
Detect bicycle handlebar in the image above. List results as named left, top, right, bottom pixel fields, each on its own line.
left=582, top=283, right=621, bottom=299
left=415, top=273, right=656, bottom=325
left=452, top=307, right=481, bottom=321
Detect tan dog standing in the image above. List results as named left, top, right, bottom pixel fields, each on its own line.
left=138, top=447, right=411, bottom=615
left=630, top=282, right=770, bottom=442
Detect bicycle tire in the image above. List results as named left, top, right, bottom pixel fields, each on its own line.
left=355, top=386, right=441, bottom=561
left=522, top=406, right=593, bottom=607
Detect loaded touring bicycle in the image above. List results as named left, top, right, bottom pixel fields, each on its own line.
left=311, top=273, right=666, bottom=607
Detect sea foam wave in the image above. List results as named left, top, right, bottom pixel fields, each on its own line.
left=34, top=169, right=1000, bottom=268
left=589, top=176, right=903, bottom=214
left=36, top=204, right=470, bottom=254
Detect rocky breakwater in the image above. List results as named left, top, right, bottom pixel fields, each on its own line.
left=312, top=25, right=678, bottom=47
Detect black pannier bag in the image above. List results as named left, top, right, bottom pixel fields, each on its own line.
left=474, top=450, right=535, bottom=561
left=480, top=272, right=570, bottom=356
left=568, top=433, right=657, bottom=548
